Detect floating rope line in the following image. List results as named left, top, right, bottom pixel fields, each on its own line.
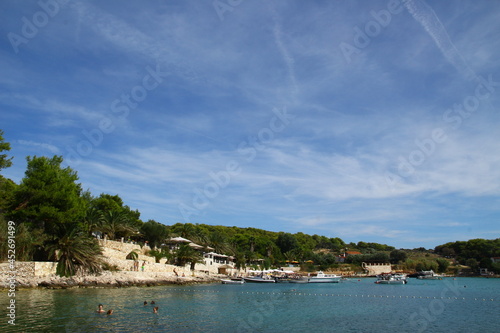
left=167, top=288, right=498, bottom=302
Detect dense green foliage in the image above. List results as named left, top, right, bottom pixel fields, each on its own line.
left=0, top=175, right=16, bottom=213
left=141, top=220, right=170, bottom=248
left=8, top=156, right=86, bottom=234
left=435, top=239, right=500, bottom=274
left=0, top=130, right=13, bottom=171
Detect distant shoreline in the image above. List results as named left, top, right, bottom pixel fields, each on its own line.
left=3, top=271, right=499, bottom=291
left=1, top=271, right=223, bottom=290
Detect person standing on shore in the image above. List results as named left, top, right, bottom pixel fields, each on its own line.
left=134, top=260, right=139, bottom=271
left=142, top=261, right=146, bottom=272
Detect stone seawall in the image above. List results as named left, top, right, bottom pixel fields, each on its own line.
left=0, top=261, right=57, bottom=279
left=0, top=267, right=223, bottom=289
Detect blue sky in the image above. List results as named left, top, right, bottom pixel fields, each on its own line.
left=1, top=0, right=499, bottom=249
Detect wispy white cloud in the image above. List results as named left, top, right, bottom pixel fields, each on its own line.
left=403, top=0, right=477, bottom=80
left=0, top=93, right=105, bottom=127
left=17, top=140, right=60, bottom=154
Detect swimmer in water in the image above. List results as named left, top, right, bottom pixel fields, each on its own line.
left=144, top=301, right=148, bottom=306
left=97, top=304, right=105, bottom=313
left=107, top=309, right=113, bottom=315
left=153, top=307, right=159, bottom=314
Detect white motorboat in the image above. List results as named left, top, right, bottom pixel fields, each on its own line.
left=243, top=276, right=276, bottom=283
left=375, top=273, right=408, bottom=284
left=308, top=271, right=341, bottom=283
left=417, top=270, right=443, bottom=280
left=221, top=279, right=244, bottom=284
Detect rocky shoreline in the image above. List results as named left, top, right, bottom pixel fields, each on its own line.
left=2, top=271, right=224, bottom=290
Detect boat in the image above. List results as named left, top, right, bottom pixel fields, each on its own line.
left=375, top=273, right=408, bottom=284
left=417, top=270, right=443, bottom=280
left=288, top=277, right=309, bottom=284
left=274, top=277, right=291, bottom=283
left=243, top=276, right=276, bottom=283
left=308, top=271, right=341, bottom=283
left=221, top=279, right=244, bottom=284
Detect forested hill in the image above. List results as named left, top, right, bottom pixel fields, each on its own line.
left=435, top=239, right=500, bottom=270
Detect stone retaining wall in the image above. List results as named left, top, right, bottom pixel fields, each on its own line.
left=34, top=262, right=58, bottom=277
left=0, top=261, right=57, bottom=279
left=362, top=262, right=392, bottom=275
left=98, top=239, right=149, bottom=255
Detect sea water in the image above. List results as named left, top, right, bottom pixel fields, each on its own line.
left=2, top=277, right=499, bottom=332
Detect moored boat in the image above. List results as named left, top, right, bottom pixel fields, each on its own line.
left=375, top=273, right=408, bottom=284
left=243, top=276, right=276, bottom=283
left=221, top=279, right=244, bottom=284
left=417, top=270, right=443, bottom=280
left=274, top=277, right=290, bottom=283
left=308, top=271, right=341, bottom=283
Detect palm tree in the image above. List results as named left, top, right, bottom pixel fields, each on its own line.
left=149, top=248, right=170, bottom=263
left=208, top=231, right=228, bottom=254
left=82, top=207, right=102, bottom=236
left=126, top=249, right=140, bottom=260
left=191, top=227, right=209, bottom=246
left=179, top=223, right=196, bottom=239
left=283, top=250, right=296, bottom=264
left=100, top=210, right=136, bottom=240
left=266, top=241, right=275, bottom=258
left=248, top=236, right=256, bottom=253
left=46, top=222, right=103, bottom=277
left=234, top=252, right=246, bottom=270
left=226, top=241, right=239, bottom=257
left=175, top=243, right=203, bottom=272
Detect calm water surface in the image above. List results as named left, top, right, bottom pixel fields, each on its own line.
left=2, top=277, right=499, bottom=332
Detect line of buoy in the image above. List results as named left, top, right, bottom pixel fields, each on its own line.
left=166, top=288, right=497, bottom=301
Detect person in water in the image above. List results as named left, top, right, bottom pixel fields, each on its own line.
left=151, top=301, right=155, bottom=304
left=144, top=301, right=148, bottom=306
left=97, top=304, right=105, bottom=313
left=153, top=307, right=159, bottom=314
left=107, top=309, right=113, bottom=315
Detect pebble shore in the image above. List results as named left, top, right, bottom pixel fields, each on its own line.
left=2, top=271, right=224, bottom=289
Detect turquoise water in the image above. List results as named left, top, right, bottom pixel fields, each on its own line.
left=2, top=278, right=499, bottom=332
